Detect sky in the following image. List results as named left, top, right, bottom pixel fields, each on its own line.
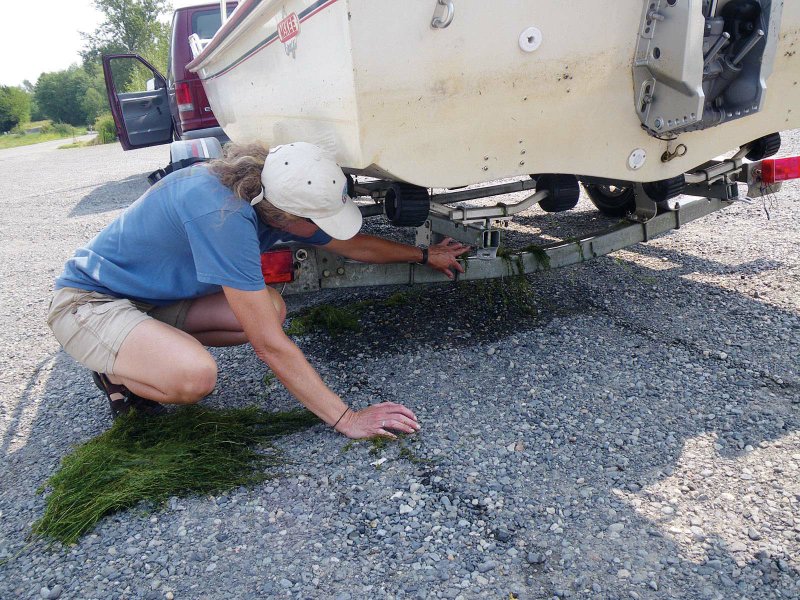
left=0, top=1, right=209, bottom=87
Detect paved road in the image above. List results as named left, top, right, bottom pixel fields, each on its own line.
left=0, top=133, right=98, bottom=157
left=0, top=136, right=798, bottom=600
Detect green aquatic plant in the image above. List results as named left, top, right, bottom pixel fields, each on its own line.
left=33, top=407, right=318, bottom=545
left=285, top=290, right=418, bottom=337
left=285, top=304, right=361, bottom=336
left=521, top=244, right=551, bottom=270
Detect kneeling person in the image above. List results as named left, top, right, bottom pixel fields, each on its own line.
left=47, top=142, right=468, bottom=439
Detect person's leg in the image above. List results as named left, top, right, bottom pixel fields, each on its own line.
left=180, top=288, right=287, bottom=347
left=47, top=289, right=218, bottom=406
left=109, top=320, right=218, bottom=404
left=110, top=287, right=287, bottom=403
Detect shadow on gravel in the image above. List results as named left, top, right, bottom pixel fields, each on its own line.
left=68, top=173, right=151, bottom=218
left=622, top=242, right=786, bottom=278
left=277, top=244, right=798, bottom=597
left=0, top=355, right=59, bottom=462
left=289, top=255, right=793, bottom=363
left=2, top=241, right=797, bottom=599
left=1, top=352, right=106, bottom=475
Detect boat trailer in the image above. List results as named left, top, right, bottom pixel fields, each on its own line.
left=275, top=148, right=799, bottom=295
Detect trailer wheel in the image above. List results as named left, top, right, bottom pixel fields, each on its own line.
left=642, top=175, right=685, bottom=203
left=385, top=183, right=430, bottom=227
left=745, top=133, right=781, bottom=161
left=582, top=183, right=636, bottom=217
left=534, top=174, right=580, bottom=212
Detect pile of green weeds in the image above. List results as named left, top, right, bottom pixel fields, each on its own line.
left=285, top=291, right=412, bottom=336
left=285, top=304, right=361, bottom=336
left=33, top=406, right=318, bottom=545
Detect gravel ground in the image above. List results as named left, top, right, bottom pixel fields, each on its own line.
left=0, top=131, right=798, bottom=600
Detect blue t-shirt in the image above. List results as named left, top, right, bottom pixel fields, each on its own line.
left=55, top=166, right=332, bottom=305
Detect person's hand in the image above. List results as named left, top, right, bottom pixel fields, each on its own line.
left=426, top=237, right=470, bottom=279
left=336, top=402, right=421, bottom=439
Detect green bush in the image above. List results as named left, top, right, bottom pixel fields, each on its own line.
left=0, top=85, right=31, bottom=133
left=51, top=122, right=75, bottom=137
left=39, top=122, right=51, bottom=134
left=10, top=125, right=24, bottom=136
left=94, top=113, right=118, bottom=144
left=34, top=66, right=103, bottom=126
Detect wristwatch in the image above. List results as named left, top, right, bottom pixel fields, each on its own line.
left=417, top=248, right=429, bottom=265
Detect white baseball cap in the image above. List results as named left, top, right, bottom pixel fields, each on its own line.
left=250, top=142, right=362, bottom=240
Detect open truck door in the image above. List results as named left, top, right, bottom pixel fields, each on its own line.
left=103, top=54, right=173, bottom=150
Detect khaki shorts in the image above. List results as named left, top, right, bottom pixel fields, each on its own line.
left=46, top=287, right=194, bottom=375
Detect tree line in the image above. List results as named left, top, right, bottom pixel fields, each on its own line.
left=0, top=0, right=171, bottom=133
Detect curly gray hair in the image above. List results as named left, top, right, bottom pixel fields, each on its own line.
left=208, top=142, right=303, bottom=224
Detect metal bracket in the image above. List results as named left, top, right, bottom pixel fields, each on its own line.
left=429, top=189, right=549, bottom=224
left=633, top=0, right=705, bottom=134
left=683, top=180, right=739, bottom=201
left=632, top=183, right=659, bottom=222
left=416, top=215, right=502, bottom=260
left=740, top=162, right=783, bottom=198
left=431, top=0, right=455, bottom=29
left=284, top=246, right=323, bottom=293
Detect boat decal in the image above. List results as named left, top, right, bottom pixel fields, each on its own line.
left=279, top=12, right=300, bottom=58
left=278, top=13, right=300, bottom=43
left=201, top=0, right=341, bottom=81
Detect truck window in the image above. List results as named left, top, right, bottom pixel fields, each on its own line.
left=192, top=9, right=224, bottom=40
left=108, top=59, right=165, bottom=94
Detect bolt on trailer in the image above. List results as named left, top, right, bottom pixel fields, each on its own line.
left=104, top=0, right=800, bottom=293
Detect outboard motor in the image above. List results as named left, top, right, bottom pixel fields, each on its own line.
left=634, top=0, right=780, bottom=136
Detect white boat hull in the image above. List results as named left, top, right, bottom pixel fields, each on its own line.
left=190, top=0, right=800, bottom=188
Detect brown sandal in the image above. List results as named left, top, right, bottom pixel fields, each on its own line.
left=91, top=371, right=166, bottom=418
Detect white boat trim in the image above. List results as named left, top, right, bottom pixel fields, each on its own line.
left=188, top=0, right=342, bottom=81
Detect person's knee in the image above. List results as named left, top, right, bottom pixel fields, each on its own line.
left=171, top=359, right=217, bottom=403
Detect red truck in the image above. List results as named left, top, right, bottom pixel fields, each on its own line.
left=103, top=2, right=236, bottom=150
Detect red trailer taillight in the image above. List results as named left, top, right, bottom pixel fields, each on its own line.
left=261, top=249, right=295, bottom=284
left=176, top=82, right=194, bottom=113
left=761, top=156, right=800, bottom=185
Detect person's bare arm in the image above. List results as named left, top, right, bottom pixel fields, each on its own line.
left=323, top=235, right=470, bottom=279
left=222, top=286, right=420, bottom=438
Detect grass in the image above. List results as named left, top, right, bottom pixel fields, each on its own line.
left=59, top=135, right=112, bottom=150
left=0, top=126, right=89, bottom=150
left=32, top=406, right=319, bottom=545
left=521, top=244, right=551, bottom=270
left=462, top=249, right=539, bottom=316
left=286, top=277, right=538, bottom=338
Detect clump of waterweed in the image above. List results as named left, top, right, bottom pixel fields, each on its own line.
left=34, top=406, right=318, bottom=545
